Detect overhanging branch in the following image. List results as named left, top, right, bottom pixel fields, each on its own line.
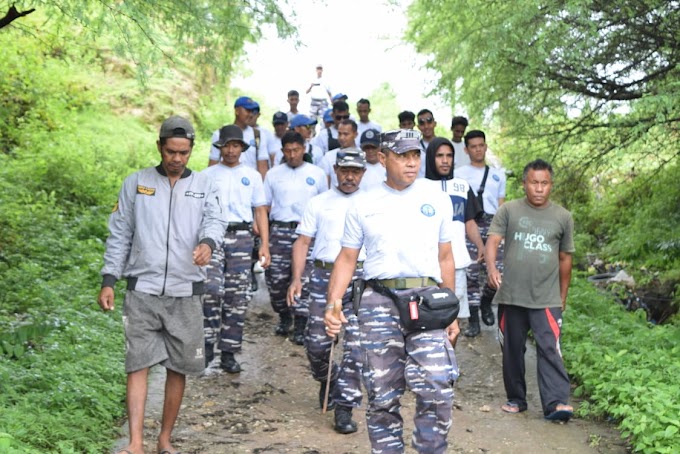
left=0, top=5, right=35, bottom=29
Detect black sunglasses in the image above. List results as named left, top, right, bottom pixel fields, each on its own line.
left=335, top=114, right=350, bottom=121
left=418, top=117, right=434, bottom=125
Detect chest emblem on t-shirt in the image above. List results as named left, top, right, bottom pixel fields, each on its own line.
left=306, top=177, right=315, bottom=186
left=185, top=191, right=205, bottom=199
left=420, top=204, right=436, bottom=217
left=241, top=177, right=251, bottom=186
left=492, top=174, right=500, bottom=182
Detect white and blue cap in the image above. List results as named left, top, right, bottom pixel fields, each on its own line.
left=380, top=129, right=423, bottom=154
left=290, top=114, right=318, bottom=129
left=336, top=148, right=366, bottom=168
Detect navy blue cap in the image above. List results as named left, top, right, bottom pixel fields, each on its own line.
left=332, top=93, right=348, bottom=102
left=272, top=112, right=288, bottom=125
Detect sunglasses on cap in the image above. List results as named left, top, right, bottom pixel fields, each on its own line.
left=418, top=117, right=434, bottom=125
left=335, top=114, right=350, bottom=121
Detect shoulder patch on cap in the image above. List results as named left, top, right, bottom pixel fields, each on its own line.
left=241, top=177, right=251, bottom=186
left=137, top=185, right=156, bottom=196
left=420, top=204, right=436, bottom=217
left=365, top=130, right=375, bottom=139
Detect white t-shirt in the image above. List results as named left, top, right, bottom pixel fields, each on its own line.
left=452, top=141, right=470, bottom=169
left=342, top=179, right=454, bottom=281
left=417, top=138, right=430, bottom=178
left=264, top=162, right=328, bottom=222
left=360, top=162, right=386, bottom=191
left=209, top=125, right=269, bottom=169
left=296, top=187, right=366, bottom=262
left=309, top=77, right=331, bottom=100
left=201, top=163, right=266, bottom=223
left=456, top=164, right=507, bottom=215
left=320, top=148, right=340, bottom=187
left=427, top=178, right=474, bottom=269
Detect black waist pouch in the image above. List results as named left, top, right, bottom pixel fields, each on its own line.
left=367, top=281, right=460, bottom=331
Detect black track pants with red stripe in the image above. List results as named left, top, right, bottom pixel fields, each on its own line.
left=498, top=304, right=571, bottom=415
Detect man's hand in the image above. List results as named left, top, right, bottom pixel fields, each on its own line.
left=487, top=266, right=502, bottom=289
left=258, top=246, right=271, bottom=269
left=323, top=300, right=347, bottom=339
left=192, top=243, right=212, bottom=266
left=476, top=246, right=486, bottom=264
left=446, top=319, right=461, bottom=347
left=287, top=278, right=303, bottom=307
left=98, top=287, right=115, bottom=312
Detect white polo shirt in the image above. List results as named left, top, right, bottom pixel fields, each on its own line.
left=296, top=187, right=366, bottom=262
left=342, top=179, right=454, bottom=281
left=360, top=162, right=386, bottom=191
left=201, top=163, right=266, bottom=223
left=452, top=141, right=470, bottom=169
left=264, top=162, right=327, bottom=222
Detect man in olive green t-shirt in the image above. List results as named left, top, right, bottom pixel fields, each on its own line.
left=485, top=159, right=575, bottom=422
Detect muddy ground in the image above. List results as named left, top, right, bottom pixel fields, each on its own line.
left=114, top=273, right=629, bottom=453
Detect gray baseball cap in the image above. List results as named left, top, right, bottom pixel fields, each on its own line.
left=159, top=116, right=195, bottom=140
left=336, top=148, right=366, bottom=168
left=380, top=129, right=423, bottom=154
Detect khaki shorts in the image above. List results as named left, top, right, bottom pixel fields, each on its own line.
left=122, top=290, right=204, bottom=375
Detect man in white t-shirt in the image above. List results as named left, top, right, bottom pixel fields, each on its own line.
left=355, top=98, right=382, bottom=146
left=325, top=129, right=460, bottom=453
left=268, top=112, right=288, bottom=167
left=287, top=149, right=367, bottom=434
left=312, top=100, right=349, bottom=154
left=201, top=125, right=271, bottom=374
left=208, top=96, right=269, bottom=180
left=450, top=116, right=470, bottom=169
left=286, top=90, right=300, bottom=122
left=264, top=131, right=328, bottom=343
left=306, top=64, right=332, bottom=122
left=273, top=114, right=323, bottom=166
left=456, top=129, right=507, bottom=337
left=358, top=129, right=385, bottom=190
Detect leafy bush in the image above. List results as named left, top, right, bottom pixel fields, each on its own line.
left=564, top=279, right=680, bottom=453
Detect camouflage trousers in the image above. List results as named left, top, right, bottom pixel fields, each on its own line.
left=466, top=215, right=505, bottom=307
left=309, top=98, right=329, bottom=122
left=305, top=266, right=363, bottom=407
left=359, top=287, right=459, bottom=454
left=264, top=224, right=312, bottom=317
left=203, top=229, right=253, bottom=354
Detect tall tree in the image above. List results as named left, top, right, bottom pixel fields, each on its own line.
left=1, top=0, right=294, bottom=78
left=406, top=0, right=680, bottom=176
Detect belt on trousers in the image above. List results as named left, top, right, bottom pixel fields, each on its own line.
left=375, top=277, right=437, bottom=289
left=127, top=278, right=205, bottom=295
left=313, top=259, right=364, bottom=270
left=226, top=222, right=252, bottom=232
left=270, top=220, right=299, bottom=229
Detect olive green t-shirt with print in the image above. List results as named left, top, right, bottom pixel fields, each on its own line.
left=488, top=198, right=575, bottom=309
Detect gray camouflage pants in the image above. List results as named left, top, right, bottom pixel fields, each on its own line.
left=203, top=229, right=253, bottom=354
left=466, top=215, right=504, bottom=307
left=264, top=224, right=312, bottom=317
left=359, top=287, right=459, bottom=454
left=305, top=266, right=363, bottom=407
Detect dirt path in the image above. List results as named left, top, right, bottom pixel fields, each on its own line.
left=114, top=274, right=628, bottom=453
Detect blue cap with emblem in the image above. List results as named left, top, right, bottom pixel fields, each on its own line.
left=234, top=96, right=258, bottom=110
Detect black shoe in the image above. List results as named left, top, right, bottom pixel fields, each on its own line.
left=480, top=291, right=496, bottom=326
left=220, top=351, right=241, bottom=374
left=275, top=312, right=292, bottom=336
left=204, top=346, right=214, bottom=368
left=480, top=304, right=495, bottom=326
left=292, top=316, right=307, bottom=346
left=334, top=405, right=358, bottom=434
left=464, top=320, right=481, bottom=337
left=319, top=379, right=337, bottom=410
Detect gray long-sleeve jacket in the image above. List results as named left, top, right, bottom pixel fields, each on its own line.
left=101, top=165, right=226, bottom=297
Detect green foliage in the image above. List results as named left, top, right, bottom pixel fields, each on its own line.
left=564, top=279, right=680, bottom=452
left=3, top=0, right=295, bottom=81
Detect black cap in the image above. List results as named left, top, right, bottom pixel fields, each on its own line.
left=213, top=125, right=249, bottom=150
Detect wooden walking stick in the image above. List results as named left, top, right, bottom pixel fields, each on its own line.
left=322, top=299, right=342, bottom=414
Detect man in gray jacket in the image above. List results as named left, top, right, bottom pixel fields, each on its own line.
left=98, top=116, right=225, bottom=454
